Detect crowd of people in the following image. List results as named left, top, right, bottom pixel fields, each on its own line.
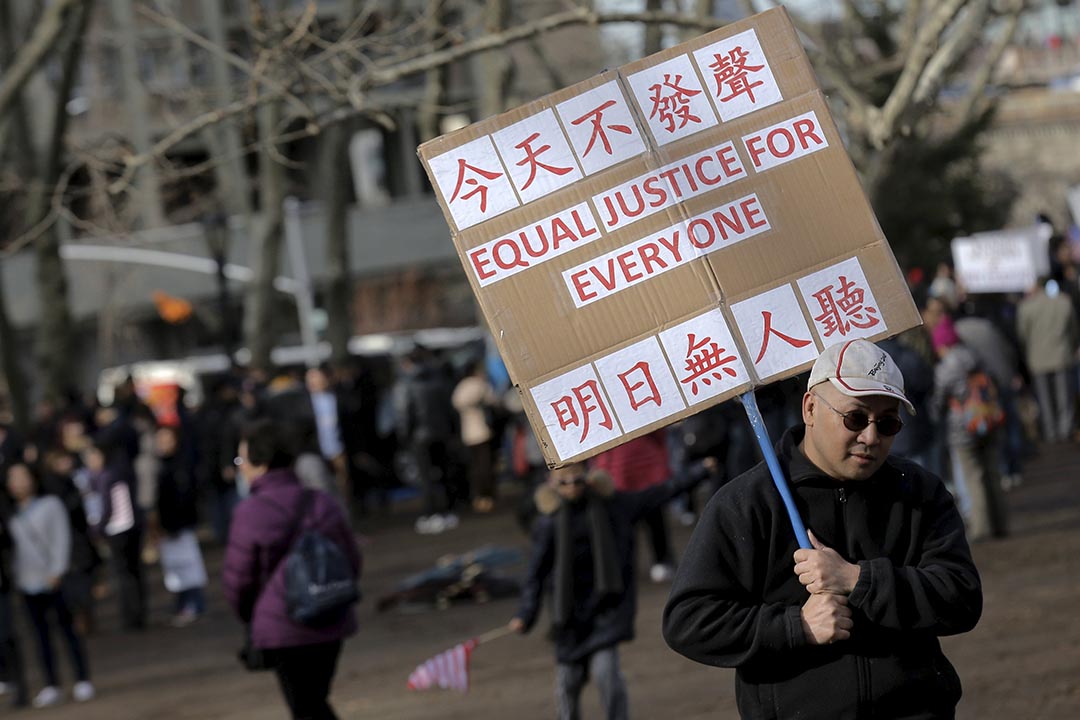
left=0, top=237, right=1079, bottom=716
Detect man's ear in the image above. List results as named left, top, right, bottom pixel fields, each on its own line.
left=801, top=391, right=816, bottom=426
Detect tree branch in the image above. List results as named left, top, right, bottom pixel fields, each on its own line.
left=913, top=0, right=990, bottom=106
left=956, top=2, right=1023, bottom=123
left=868, top=0, right=968, bottom=148
left=0, top=0, right=90, bottom=121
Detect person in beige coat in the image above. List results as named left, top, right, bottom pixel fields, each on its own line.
left=452, top=361, right=500, bottom=513
left=1017, top=277, right=1079, bottom=443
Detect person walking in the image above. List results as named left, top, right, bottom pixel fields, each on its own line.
left=154, top=426, right=208, bottom=626
left=664, top=339, right=982, bottom=719
left=224, top=419, right=361, bottom=720
left=1017, top=276, right=1079, bottom=442
left=394, top=348, right=460, bottom=534
left=931, top=320, right=1009, bottom=541
left=5, top=463, right=94, bottom=708
left=509, top=458, right=716, bottom=719
left=451, top=360, right=499, bottom=513
left=84, top=437, right=146, bottom=631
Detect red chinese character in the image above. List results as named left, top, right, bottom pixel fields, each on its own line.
left=648, top=74, right=702, bottom=134
left=754, top=310, right=813, bottom=364
left=571, top=100, right=633, bottom=158
left=811, top=276, right=881, bottom=339
left=449, top=158, right=503, bottom=213
left=708, top=46, right=765, bottom=104
left=617, top=361, right=662, bottom=411
left=550, top=379, right=614, bottom=443
left=681, top=333, right=739, bottom=396
left=514, top=132, right=574, bottom=190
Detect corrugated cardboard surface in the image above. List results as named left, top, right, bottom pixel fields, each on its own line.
left=418, top=7, right=919, bottom=467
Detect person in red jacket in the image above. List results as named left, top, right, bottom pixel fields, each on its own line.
left=223, top=419, right=361, bottom=720
left=591, top=430, right=677, bottom=583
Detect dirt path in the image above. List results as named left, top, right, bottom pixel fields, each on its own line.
left=26, top=442, right=1080, bottom=719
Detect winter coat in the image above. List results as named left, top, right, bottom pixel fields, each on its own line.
left=451, top=375, right=497, bottom=447
left=590, top=430, right=670, bottom=492
left=930, top=344, right=986, bottom=448
left=954, top=317, right=1018, bottom=392
left=9, top=496, right=71, bottom=594
left=91, top=461, right=143, bottom=537
left=516, top=465, right=709, bottom=664
left=1016, top=290, right=1078, bottom=374
left=877, top=337, right=935, bottom=458
left=156, top=454, right=199, bottom=535
left=663, top=427, right=981, bottom=720
left=222, top=468, right=361, bottom=650
left=394, top=364, right=455, bottom=446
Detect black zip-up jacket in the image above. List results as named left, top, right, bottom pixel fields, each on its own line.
left=663, top=427, right=981, bottom=720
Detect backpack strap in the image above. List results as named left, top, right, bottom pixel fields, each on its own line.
left=255, top=489, right=316, bottom=594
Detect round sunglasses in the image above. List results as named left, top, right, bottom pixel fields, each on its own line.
left=813, top=392, right=904, bottom=437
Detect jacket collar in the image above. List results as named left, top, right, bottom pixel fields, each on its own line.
left=249, top=467, right=300, bottom=493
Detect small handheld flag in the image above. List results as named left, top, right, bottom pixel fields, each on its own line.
left=407, top=639, right=478, bottom=693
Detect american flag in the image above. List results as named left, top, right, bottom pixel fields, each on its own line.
left=407, top=639, right=479, bottom=692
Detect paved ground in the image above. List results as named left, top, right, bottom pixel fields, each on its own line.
left=20, top=441, right=1080, bottom=719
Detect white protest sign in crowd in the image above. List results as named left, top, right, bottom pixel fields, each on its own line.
left=419, top=8, right=919, bottom=466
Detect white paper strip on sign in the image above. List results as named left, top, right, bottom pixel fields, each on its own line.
left=741, top=110, right=828, bottom=172
left=592, top=141, right=747, bottom=233
left=731, top=284, right=820, bottom=382
left=563, top=193, right=770, bottom=308
left=657, top=309, right=750, bottom=405
left=555, top=80, right=647, bottom=176
left=593, top=336, right=686, bottom=433
left=625, top=54, right=718, bottom=146
left=691, top=29, right=783, bottom=122
left=428, top=136, right=520, bottom=230
left=491, top=108, right=584, bottom=204
left=796, top=257, right=886, bottom=345
left=467, top=202, right=602, bottom=287
left=531, top=364, right=623, bottom=461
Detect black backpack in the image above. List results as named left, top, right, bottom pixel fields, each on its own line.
left=279, top=491, right=360, bottom=627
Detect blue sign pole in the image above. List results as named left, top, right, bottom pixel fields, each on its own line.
left=739, top=391, right=811, bottom=550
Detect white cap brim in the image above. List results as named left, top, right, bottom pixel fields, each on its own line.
left=827, top=377, right=916, bottom=416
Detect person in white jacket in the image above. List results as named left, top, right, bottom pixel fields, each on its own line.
left=6, top=462, right=94, bottom=708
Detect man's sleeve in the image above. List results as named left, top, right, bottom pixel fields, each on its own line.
left=663, top=491, right=807, bottom=668
left=623, top=461, right=715, bottom=523
left=847, top=480, right=982, bottom=635
left=516, top=516, right=555, bottom=632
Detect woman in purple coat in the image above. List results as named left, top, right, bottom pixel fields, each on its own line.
left=223, top=419, right=361, bottom=720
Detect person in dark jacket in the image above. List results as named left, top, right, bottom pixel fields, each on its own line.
left=509, top=458, right=716, bottom=720
left=663, top=338, right=982, bottom=720
left=154, top=426, right=207, bottom=626
left=223, top=419, right=361, bottom=720
left=84, top=437, right=146, bottom=632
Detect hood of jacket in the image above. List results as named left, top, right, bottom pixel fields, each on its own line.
left=534, top=469, right=614, bottom=516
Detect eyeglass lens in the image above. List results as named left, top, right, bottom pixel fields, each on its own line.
left=842, top=412, right=903, bottom=436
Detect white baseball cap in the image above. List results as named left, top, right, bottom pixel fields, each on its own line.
left=807, top=339, right=915, bottom=415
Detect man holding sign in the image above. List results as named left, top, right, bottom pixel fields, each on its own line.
left=663, top=339, right=982, bottom=719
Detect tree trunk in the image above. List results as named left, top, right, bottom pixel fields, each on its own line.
left=645, top=0, right=665, bottom=55
left=244, top=98, right=286, bottom=374
left=0, top=270, right=29, bottom=430
left=9, top=0, right=92, bottom=403
left=321, top=122, right=355, bottom=365
left=199, top=0, right=252, bottom=219
left=109, top=0, right=166, bottom=228
left=474, top=0, right=510, bottom=120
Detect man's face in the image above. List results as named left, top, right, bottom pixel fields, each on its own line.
left=549, top=464, right=587, bottom=502
left=801, top=383, right=900, bottom=482
left=306, top=368, right=330, bottom=393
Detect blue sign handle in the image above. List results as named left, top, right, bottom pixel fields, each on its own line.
left=739, top=391, right=811, bottom=550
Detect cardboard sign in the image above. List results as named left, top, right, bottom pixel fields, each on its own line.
left=952, top=225, right=1052, bottom=294
left=418, top=7, right=919, bottom=466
